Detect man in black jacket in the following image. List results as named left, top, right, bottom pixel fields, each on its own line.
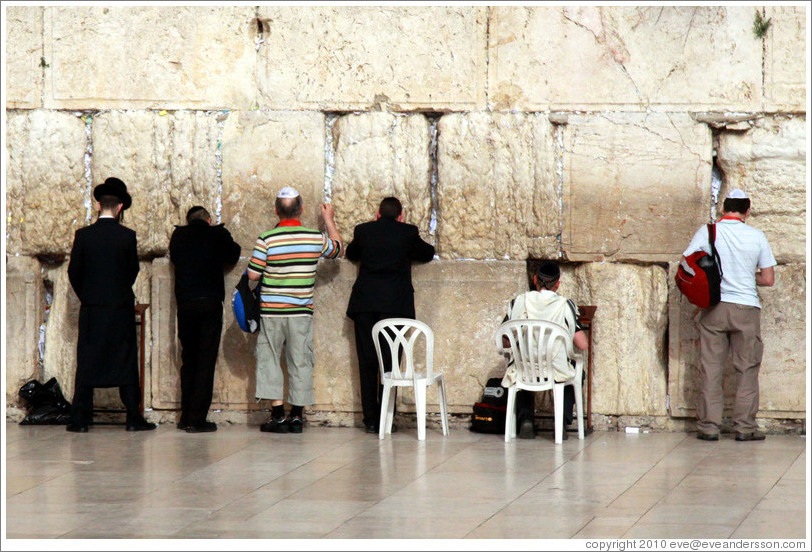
left=169, top=206, right=241, bottom=433
left=67, top=177, right=154, bottom=432
left=346, top=197, right=435, bottom=433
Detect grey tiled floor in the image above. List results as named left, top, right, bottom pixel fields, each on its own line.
left=3, top=422, right=807, bottom=540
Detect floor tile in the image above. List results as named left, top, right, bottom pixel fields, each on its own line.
left=3, top=423, right=806, bottom=540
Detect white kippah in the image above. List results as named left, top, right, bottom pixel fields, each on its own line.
left=277, top=186, right=300, bottom=199
left=726, top=188, right=748, bottom=199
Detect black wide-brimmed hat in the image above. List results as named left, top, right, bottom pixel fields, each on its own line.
left=93, top=177, right=132, bottom=210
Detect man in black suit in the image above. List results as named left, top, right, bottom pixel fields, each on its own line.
left=169, top=206, right=241, bottom=433
left=346, top=197, right=435, bottom=433
left=66, top=177, right=155, bottom=432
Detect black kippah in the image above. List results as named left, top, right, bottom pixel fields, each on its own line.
left=186, top=205, right=207, bottom=222
left=537, top=260, right=560, bottom=280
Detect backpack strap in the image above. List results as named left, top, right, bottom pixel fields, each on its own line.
left=707, top=223, right=723, bottom=278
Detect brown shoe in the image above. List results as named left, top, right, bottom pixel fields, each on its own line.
left=735, top=431, right=766, bottom=442
left=696, top=431, right=719, bottom=441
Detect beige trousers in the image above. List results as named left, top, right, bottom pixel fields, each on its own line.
left=255, top=316, right=315, bottom=406
left=697, top=302, right=763, bottom=434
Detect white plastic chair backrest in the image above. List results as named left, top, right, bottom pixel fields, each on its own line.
left=495, top=319, right=572, bottom=386
left=372, top=318, right=434, bottom=382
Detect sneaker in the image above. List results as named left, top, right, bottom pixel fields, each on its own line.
left=288, top=416, right=303, bottom=434
left=517, top=418, right=535, bottom=439
left=735, top=430, right=766, bottom=442
left=260, top=417, right=289, bottom=433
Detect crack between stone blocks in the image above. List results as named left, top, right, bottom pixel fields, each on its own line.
left=81, top=112, right=95, bottom=224
left=553, top=124, right=565, bottom=257
left=252, top=7, right=265, bottom=110
left=710, top=129, right=725, bottom=222
left=427, top=114, right=441, bottom=244
left=484, top=6, right=491, bottom=110
left=760, top=7, right=767, bottom=111
left=39, top=7, right=46, bottom=106
left=323, top=113, right=339, bottom=203
left=214, top=113, right=227, bottom=223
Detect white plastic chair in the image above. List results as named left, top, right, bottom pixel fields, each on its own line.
left=494, top=319, right=584, bottom=444
left=372, top=318, right=449, bottom=441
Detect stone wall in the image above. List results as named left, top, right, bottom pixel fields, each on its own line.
left=4, top=6, right=806, bottom=431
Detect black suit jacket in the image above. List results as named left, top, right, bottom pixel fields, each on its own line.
left=68, top=218, right=139, bottom=307
left=345, top=217, right=435, bottom=318
left=169, top=219, right=241, bottom=304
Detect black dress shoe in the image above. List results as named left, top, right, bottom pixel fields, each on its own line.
left=735, top=430, right=766, bottom=442
left=517, top=419, right=535, bottom=439
left=66, top=423, right=89, bottom=433
left=697, top=431, right=719, bottom=441
left=186, top=421, right=217, bottom=433
left=365, top=423, right=378, bottom=434
left=126, top=417, right=157, bottom=432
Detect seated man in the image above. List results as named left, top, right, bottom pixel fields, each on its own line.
left=501, top=260, right=588, bottom=439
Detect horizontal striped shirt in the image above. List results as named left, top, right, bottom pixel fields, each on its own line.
left=247, top=221, right=341, bottom=316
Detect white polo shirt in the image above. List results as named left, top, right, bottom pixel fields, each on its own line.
left=683, top=218, right=776, bottom=308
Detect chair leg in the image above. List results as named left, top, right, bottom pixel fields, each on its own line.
left=505, top=387, right=516, bottom=443
left=385, top=387, right=396, bottom=434
left=379, top=384, right=391, bottom=440
left=553, top=384, right=564, bottom=444
left=415, top=383, right=427, bottom=441
left=574, top=381, right=584, bottom=440
left=437, top=379, right=449, bottom=436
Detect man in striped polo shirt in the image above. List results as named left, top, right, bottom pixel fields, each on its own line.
left=248, top=187, right=342, bottom=433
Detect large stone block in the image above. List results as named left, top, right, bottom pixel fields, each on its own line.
left=716, top=116, right=807, bottom=263
left=91, top=110, right=221, bottom=256
left=312, top=261, right=358, bottom=412
left=41, top=263, right=80, bottom=401
left=5, top=110, right=88, bottom=256
left=562, top=112, right=712, bottom=262
left=5, top=257, right=43, bottom=408
left=5, top=6, right=43, bottom=108
left=150, top=258, right=261, bottom=410
left=488, top=6, right=762, bottom=111
left=764, top=6, right=807, bottom=112
left=220, top=110, right=326, bottom=254
left=436, top=112, right=558, bottom=260
left=42, top=261, right=152, bottom=408
left=668, top=263, right=806, bottom=420
left=312, top=260, right=529, bottom=414
left=257, top=6, right=487, bottom=110
left=42, top=6, right=256, bottom=109
left=565, top=263, right=670, bottom=417
left=331, top=112, right=432, bottom=242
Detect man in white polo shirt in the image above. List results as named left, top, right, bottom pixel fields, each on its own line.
left=682, top=189, right=776, bottom=442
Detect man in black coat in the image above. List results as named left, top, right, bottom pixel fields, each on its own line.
left=169, top=206, right=241, bottom=433
left=346, top=197, right=435, bottom=433
left=67, top=177, right=155, bottom=432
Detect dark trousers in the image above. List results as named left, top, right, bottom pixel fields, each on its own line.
left=516, top=382, right=578, bottom=428
left=71, top=384, right=141, bottom=424
left=351, top=311, right=402, bottom=427
left=177, top=298, right=223, bottom=425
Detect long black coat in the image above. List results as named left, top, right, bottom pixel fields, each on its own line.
left=68, top=218, right=140, bottom=387
left=169, top=220, right=241, bottom=304
left=345, top=217, right=435, bottom=319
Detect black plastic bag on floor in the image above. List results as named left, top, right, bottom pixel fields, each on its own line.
left=18, top=377, right=72, bottom=425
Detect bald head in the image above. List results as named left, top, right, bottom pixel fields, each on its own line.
left=275, top=196, right=303, bottom=219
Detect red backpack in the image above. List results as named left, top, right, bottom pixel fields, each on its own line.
left=676, top=224, right=723, bottom=309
